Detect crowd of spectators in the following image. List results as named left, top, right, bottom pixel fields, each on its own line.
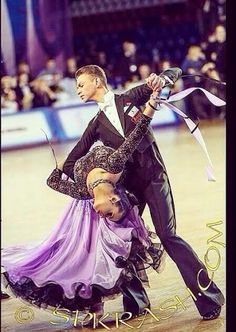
left=1, top=58, right=79, bottom=114
left=1, top=2, right=225, bottom=120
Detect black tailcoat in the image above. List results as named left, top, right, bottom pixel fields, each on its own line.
left=63, top=83, right=224, bottom=316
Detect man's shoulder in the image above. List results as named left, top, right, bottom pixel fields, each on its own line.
left=114, top=83, right=149, bottom=100
left=91, top=110, right=102, bottom=122
left=114, top=83, right=147, bottom=94
left=114, top=91, right=132, bottom=105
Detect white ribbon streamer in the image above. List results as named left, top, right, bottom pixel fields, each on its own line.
left=168, top=87, right=226, bottom=106
left=157, top=87, right=226, bottom=181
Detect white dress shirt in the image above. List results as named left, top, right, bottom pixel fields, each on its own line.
left=98, top=91, right=125, bottom=137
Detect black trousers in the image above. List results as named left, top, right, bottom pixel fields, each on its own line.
left=125, top=145, right=225, bottom=316
left=119, top=276, right=150, bottom=316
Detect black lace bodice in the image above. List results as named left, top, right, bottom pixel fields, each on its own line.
left=47, top=114, right=151, bottom=199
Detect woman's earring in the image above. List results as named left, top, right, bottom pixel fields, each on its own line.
left=110, top=196, right=121, bottom=204
left=110, top=197, right=118, bottom=204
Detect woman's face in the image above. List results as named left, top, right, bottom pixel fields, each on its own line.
left=93, top=195, right=125, bottom=222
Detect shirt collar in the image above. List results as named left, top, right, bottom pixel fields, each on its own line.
left=98, top=90, right=114, bottom=111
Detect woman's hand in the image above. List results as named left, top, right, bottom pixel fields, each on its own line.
left=145, top=73, right=165, bottom=92
left=151, top=90, right=161, bottom=100
left=143, top=90, right=161, bottom=118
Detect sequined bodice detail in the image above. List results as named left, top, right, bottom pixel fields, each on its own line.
left=47, top=114, right=151, bottom=200
left=73, top=145, right=119, bottom=198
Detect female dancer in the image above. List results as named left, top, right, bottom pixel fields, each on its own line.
left=2, top=89, right=164, bottom=321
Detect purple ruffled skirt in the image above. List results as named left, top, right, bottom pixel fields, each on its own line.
left=2, top=199, right=161, bottom=312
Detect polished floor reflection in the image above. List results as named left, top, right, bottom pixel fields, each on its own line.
left=1, top=120, right=225, bottom=332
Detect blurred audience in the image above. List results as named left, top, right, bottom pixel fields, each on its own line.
left=181, top=45, right=206, bottom=77
left=124, top=63, right=152, bottom=90
left=38, top=58, right=61, bottom=77
left=30, top=78, right=57, bottom=108
left=1, top=88, right=18, bottom=113
left=60, top=57, right=78, bottom=100
left=181, top=43, right=225, bottom=119
left=15, top=73, right=34, bottom=110
left=202, top=0, right=226, bottom=33
left=1, top=10, right=225, bottom=120
left=1, top=76, right=18, bottom=113
left=204, top=24, right=226, bottom=81
left=114, top=40, right=150, bottom=88
left=17, top=61, right=33, bottom=81
left=49, top=73, right=71, bottom=106
left=181, top=45, right=211, bottom=119
left=64, top=57, right=77, bottom=79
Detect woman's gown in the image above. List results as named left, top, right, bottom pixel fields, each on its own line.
left=1, top=114, right=163, bottom=312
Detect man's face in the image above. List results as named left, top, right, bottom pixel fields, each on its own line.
left=76, top=73, right=97, bottom=102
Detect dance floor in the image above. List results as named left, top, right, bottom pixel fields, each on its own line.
left=1, top=119, right=226, bottom=332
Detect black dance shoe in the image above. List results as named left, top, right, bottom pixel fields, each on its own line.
left=202, top=305, right=222, bottom=320
left=1, top=291, right=10, bottom=300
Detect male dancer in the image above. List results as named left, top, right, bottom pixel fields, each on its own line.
left=62, top=65, right=224, bottom=320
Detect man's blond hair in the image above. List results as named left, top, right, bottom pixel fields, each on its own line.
left=75, top=65, right=108, bottom=88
